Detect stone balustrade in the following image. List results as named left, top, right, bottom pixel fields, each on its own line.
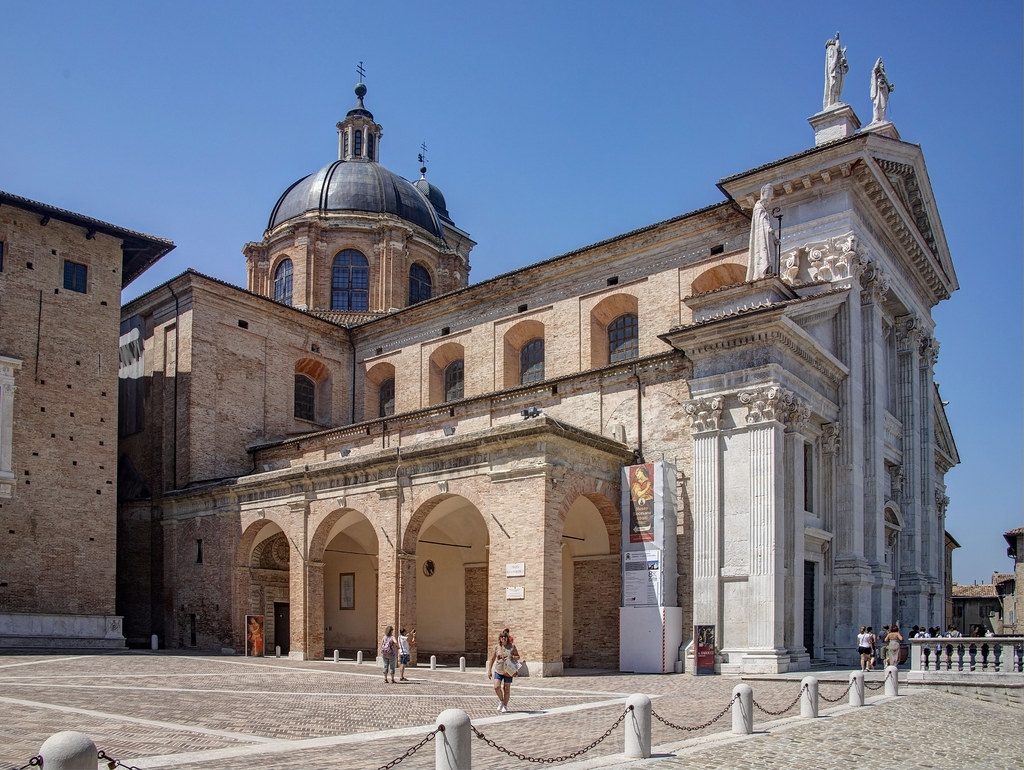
left=908, top=636, right=1024, bottom=674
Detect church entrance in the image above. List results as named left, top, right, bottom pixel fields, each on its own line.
left=274, top=602, right=290, bottom=655
left=803, top=561, right=816, bottom=657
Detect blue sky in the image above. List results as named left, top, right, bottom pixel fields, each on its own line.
left=2, top=2, right=1020, bottom=583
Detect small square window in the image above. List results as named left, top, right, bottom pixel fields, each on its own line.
left=63, top=260, right=88, bottom=293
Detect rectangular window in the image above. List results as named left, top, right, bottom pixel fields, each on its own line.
left=196, top=539, right=204, bottom=564
left=63, top=260, right=87, bottom=293
left=0, top=241, right=5, bottom=272
left=803, top=441, right=814, bottom=512
left=340, top=573, right=355, bottom=610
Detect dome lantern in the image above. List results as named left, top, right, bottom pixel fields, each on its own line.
left=336, top=69, right=382, bottom=162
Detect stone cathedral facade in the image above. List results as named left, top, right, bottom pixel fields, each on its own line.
left=117, top=65, right=959, bottom=674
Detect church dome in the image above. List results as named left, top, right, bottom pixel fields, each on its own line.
left=413, top=177, right=451, bottom=223
left=268, top=160, right=445, bottom=238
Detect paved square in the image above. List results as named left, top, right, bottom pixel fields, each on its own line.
left=0, top=653, right=1019, bottom=769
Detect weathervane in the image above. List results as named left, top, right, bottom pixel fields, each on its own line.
left=418, top=142, right=429, bottom=176
left=356, top=61, right=366, bottom=83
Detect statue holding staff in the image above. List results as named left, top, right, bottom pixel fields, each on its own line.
left=746, top=184, right=778, bottom=282
left=871, top=57, right=894, bottom=123
left=823, top=32, right=848, bottom=110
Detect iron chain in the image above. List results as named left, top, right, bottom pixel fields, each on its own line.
left=11, top=757, right=41, bottom=770
left=97, top=750, right=143, bottom=770
left=376, top=726, right=442, bottom=770
left=471, top=704, right=631, bottom=764
left=752, top=683, right=807, bottom=716
left=818, top=681, right=854, bottom=703
left=651, top=693, right=738, bottom=733
left=864, top=679, right=885, bottom=690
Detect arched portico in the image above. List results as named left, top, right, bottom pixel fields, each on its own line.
left=233, top=518, right=290, bottom=656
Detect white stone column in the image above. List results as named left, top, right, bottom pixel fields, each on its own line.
left=0, top=356, right=22, bottom=499
left=738, top=386, right=790, bottom=670
left=684, top=397, right=724, bottom=633
left=919, top=336, right=939, bottom=626
left=820, top=424, right=840, bottom=661
left=896, top=315, right=925, bottom=627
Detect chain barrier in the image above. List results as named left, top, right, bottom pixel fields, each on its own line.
left=98, top=750, right=143, bottom=770
left=751, top=683, right=807, bottom=716
left=864, top=679, right=885, bottom=690
left=471, top=704, right=631, bottom=764
left=376, top=726, right=443, bottom=770
left=9, top=757, right=41, bottom=770
left=818, top=680, right=854, bottom=703
left=651, top=693, right=738, bottom=733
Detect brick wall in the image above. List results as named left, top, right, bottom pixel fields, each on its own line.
left=571, top=556, right=620, bottom=669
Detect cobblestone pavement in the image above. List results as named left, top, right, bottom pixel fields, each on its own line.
left=0, top=652, right=1018, bottom=769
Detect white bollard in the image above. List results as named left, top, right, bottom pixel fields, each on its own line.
left=430, top=654, right=437, bottom=670
left=624, top=694, right=652, bottom=759
left=357, top=650, right=363, bottom=664
left=275, top=645, right=281, bottom=659
left=459, top=656, right=466, bottom=672
left=849, top=670, right=865, bottom=707
left=884, top=665, right=899, bottom=697
left=800, top=676, right=818, bottom=718
left=731, top=683, right=753, bottom=734
left=435, top=708, right=471, bottom=770
left=150, top=634, right=158, bottom=651
left=334, top=649, right=340, bottom=663
left=39, top=731, right=97, bottom=770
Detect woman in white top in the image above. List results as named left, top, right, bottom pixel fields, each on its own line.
left=397, top=628, right=415, bottom=682
left=857, top=626, right=872, bottom=671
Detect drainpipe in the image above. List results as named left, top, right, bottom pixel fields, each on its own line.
left=348, top=332, right=357, bottom=424
left=394, top=447, right=404, bottom=631
left=633, top=366, right=644, bottom=463
left=168, top=284, right=181, bottom=489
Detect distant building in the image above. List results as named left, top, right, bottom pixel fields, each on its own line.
left=1000, top=527, right=1023, bottom=633
left=950, top=582, right=1000, bottom=635
left=0, top=191, right=172, bottom=648
left=943, top=530, right=960, bottom=628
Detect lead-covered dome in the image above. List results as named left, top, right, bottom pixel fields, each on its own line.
left=268, top=160, right=445, bottom=238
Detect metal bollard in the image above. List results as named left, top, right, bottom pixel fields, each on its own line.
left=150, top=634, right=158, bottom=651
left=333, top=649, right=340, bottom=663
left=357, top=650, right=363, bottom=664
left=849, top=670, right=865, bottom=707
left=884, top=665, right=899, bottom=697
left=459, top=656, right=466, bottom=672
left=731, top=684, right=753, bottom=734
left=800, top=676, right=818, bottom=718
left=624, top=694, right=651, bottom=759
left=435, top=709, right=469, bottom=770
left=39, top=731, right=97, bottom=770
left=430, top=654, right=437, bottom=670
left=275, top=646, right=281, bottom=659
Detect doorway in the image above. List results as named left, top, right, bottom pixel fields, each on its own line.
left=803, top=561, right=815, bottom=657
left=274, top=602, right=290, bottom=655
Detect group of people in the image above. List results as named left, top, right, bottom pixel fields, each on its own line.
left=378, top=625, right=522, bottom=714
left=858, top=622, right=976, bottom=670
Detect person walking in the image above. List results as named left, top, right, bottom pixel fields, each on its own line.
left=866, top=627, right=877, bottom=670
left=397, top=627, right=415, bottom=682
left=486, top=628, right=520, bottom=713
left=857, top=626, right=872, bottom=671
left=380, top=625, right=398, bottom=683
left=884, top=623, right=904, bottom=667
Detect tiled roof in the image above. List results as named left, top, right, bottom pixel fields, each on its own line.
left=951, top=584, right=998, bottom=599
left=1004, top=526, right=1024, bottom=537
left=992, top=573, right=1015, bottom=585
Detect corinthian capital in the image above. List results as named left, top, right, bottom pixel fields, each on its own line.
left=684, top=396, right=723, bottom=434
left=860, top=262, right=890, bottom=304
left=896, top=314, right=924, bottom=352
left=821, top=423, right=841, bottom=455
left=805, top=232, right=867, bottom=283
left=920, top=335, right=939, bottom=367
left=739, top=385, right=796, bottom=424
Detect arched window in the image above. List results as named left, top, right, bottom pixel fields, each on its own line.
left=608, top=313, right=639, bottom=363
left=331, top=250, right=369, bottom=311
left=520, top=338, right=544, bottom=384
left=444, top=360, right=464, bottom=402
left=354, top=129, right=363, bottom=157
left=409, top=263, right=432, bottom=305
left=294, top=374, right=315, bottom=421
left=378, top=377, right=395, bottom=417
left=367, top=133, right=375, bottom=161
left=273, top=259, right=293, bottom=305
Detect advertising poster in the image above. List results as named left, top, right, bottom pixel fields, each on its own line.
left=626, top=463, right=655, bottom=543
left=694, top=625, right=716, bottom=675
left=245, top=614, right=265, bottom=657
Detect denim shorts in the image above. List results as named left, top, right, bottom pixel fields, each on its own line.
left=493, top=672, right=513, bottom=683
left=399, top=653, right=410, bottom=665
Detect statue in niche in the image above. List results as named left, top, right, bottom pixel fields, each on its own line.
left=746, top=184, right=778, bottom=281
left=823, top=32, right=848, bottom=110
left=871, top=57, right=895, bottom=123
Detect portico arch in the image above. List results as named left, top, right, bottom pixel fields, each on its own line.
left=311, top=509, right=380, bottom=656
left=233, top=518, right=290, bottom=656
left=557, top=488, right=620, bottom=669
left=404, top=494, right=490, bottom=663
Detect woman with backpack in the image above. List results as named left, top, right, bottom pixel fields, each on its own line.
left=380, top=625, right=399, bottom=683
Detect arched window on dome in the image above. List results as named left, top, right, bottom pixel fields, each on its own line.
left=378, top=377, right=394, bottom=417
left=354, top=129, right=363, bottom=158
left=444, top=360, right=464, bottom=402
left=408, top=263, right=432, bottom=305
left=367, top=133, right=375, bottom=161
left=520, top=339, right=544, bottom=385
left=608, top=313, right=639, bottom=364
left=273, top=259, right=293, bottom=306
left=331, top=250, right=369, bottom=311
left=294, top=374, right=315, bottom=422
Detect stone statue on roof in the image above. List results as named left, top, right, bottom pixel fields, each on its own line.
left=823, top=32, right=848, bottom=110
left=870, top=57, right=894, bottom=123
left=746, top=184, right=778, bottom=282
